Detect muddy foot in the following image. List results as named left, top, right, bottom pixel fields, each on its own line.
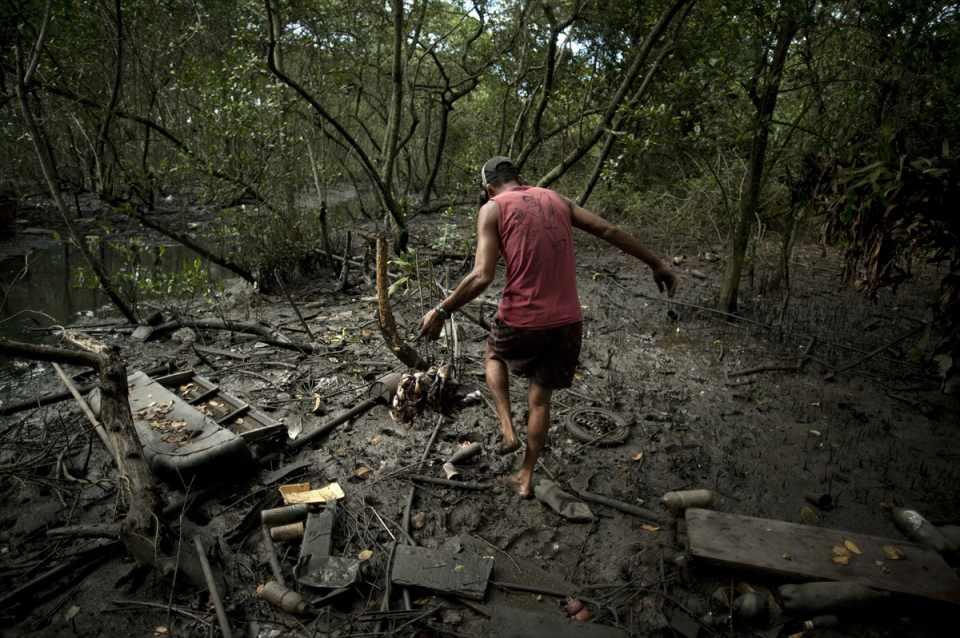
left=497, top=437, right=521, bottom=455
left=511, top=471, right=534, bottom=499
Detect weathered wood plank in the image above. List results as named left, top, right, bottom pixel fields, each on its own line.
left=391, top=545, right=494, bottom=600
left=686, top=508, right=960, bottom=604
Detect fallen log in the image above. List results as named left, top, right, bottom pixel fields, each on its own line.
left=0, top=335, right=165, bottom=581
left=151, top=318, right=324, bottom=353
left=0, top=360, right=177, bottom=416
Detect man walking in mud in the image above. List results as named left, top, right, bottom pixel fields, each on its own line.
left=420, top=157, right=676, bottom=497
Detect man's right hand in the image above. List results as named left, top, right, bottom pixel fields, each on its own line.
left=653, top=266, right=677, bottom=298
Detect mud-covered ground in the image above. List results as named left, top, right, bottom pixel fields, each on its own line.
left=1, top=210, right=958, bottom=638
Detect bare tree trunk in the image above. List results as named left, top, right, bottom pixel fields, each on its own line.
left=577, top=40, right=676, bottom=205
left=264, top=0, right=407, bottom=249
left=94, top=0, right=123, bottom=196
left=130, top=208, right=255, bottom=283
left=381, top=0, right=404, bottom=194
left=537, top=0, right=693, bottom=188
left=718, top=11, right=800, bottom=313
left=13, top=12, right=139, bottom=324
left=0, top=336, right=160, bottom=559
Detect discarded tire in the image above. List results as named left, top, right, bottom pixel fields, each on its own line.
left=563, top=407, right=630, bottom=446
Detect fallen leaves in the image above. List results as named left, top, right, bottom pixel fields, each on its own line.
left=358, top=549, right=374, bottom=561
left=630, top=451, right=644, bottom=462
left=882, top=544, right=905, bottom=560
left=641, top=524, right=660, bottom=533
left=831, top=544, right=852, bottom=565
left=353, top=466, right=372, bottom=480
left=843, top=539, right=862, bottom=555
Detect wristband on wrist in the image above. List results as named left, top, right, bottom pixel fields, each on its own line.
left=435, top=304, right=451, bottom=320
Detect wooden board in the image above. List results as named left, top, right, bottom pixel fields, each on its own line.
left=391, top=545, right=494, bottom=600
left=490, top=605, right=627, bottom=638
left=686, top=508, right=960, bottom=604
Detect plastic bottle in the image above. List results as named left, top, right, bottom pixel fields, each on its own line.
left=662, top=489, right=715, bottom=511
left=257, top=581, right=307, bottom=614
left=778, top=582, right=888, bottom=613
left=891, top=508, right=956, bottom=554
left=269, top=521, right=305, bottom=542
left=261, top=503, right=309, bottom=526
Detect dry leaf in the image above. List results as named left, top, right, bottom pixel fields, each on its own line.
left=882, top=544, right=904, bottom=560
left=413, top=511, right=427, bottom=529
left=154, top=628, right=169, bottom=637
left=832, top=554, right=851, bottom=565
left=358, top=549, right=374, bottom=561
left=641, top=524, right=660, bottom=533
left=800, top=506, right=818, bottom=524
left=312, top=395, right=322, bottom=413
left=843, top=539, right=862, bottom=555
left=370, top=435, right=382, bottom=445
left=354, top=466, right=372, bottom=479
left=832, top=545, right=850, bottom=557
left=630, top=451, right=644, bottom=462
left=64, top=605, right=80, bottom=621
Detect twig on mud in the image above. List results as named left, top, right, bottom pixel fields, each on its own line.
left=406, top=474, right=493, bottom=491
left=109, top=599, right=211, bottom=626
left=832, top=324, right=926, bottom=375
left=194, top=537, right=233, bottom=638
left=226, top=369, right=283, bottom=391
left=475, top=534, right=521, bottom=573
left=261, top=524, right=286, bottom=587
left=275, top=269, right=316, bottom=341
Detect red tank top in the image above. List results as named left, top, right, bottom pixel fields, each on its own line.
left=493, top=186, right=582, bottom=328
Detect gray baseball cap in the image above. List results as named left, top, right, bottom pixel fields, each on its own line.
left=481, top=156, right=518, bottom=187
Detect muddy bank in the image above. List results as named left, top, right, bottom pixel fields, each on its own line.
left=0, top=217, right=957, bottom=637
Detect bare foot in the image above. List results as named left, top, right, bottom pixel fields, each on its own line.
left=497, top=436, right=521, bottom=455
left=511, top=470, right=534, bottom=498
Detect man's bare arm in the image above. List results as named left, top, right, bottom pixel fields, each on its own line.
left=568, top=199, right=677, bottom=296
left=419, top=201, right=500, bottom=338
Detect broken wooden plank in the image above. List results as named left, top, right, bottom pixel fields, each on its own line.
left=391, top=545, right=494, bottom=600
left=686, top=508, right=960, bottom=604
left=490, top=605, right=627, bottom=638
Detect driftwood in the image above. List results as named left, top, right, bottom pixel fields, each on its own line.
left=0, top=361, right=176, bottom=416
left=375, top=236, right=428, bottom=370
left=152, top=318, right=324, bottom=354
left=52, top=362, right=115, bottom=459
left=0, top=335, right=163, bottom=577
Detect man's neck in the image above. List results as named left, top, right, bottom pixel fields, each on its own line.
left=494, top=181, right=523, bottom=195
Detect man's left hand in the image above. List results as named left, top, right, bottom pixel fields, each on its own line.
left=419, top=308, right=445, bottom=340
left=653, top=266, right=677, bottom=298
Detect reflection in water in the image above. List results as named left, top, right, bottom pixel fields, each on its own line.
left=0, top=238, right=229, bottom=338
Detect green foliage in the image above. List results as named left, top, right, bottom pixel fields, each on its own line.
left=73, top=239, right=223, bottom=313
